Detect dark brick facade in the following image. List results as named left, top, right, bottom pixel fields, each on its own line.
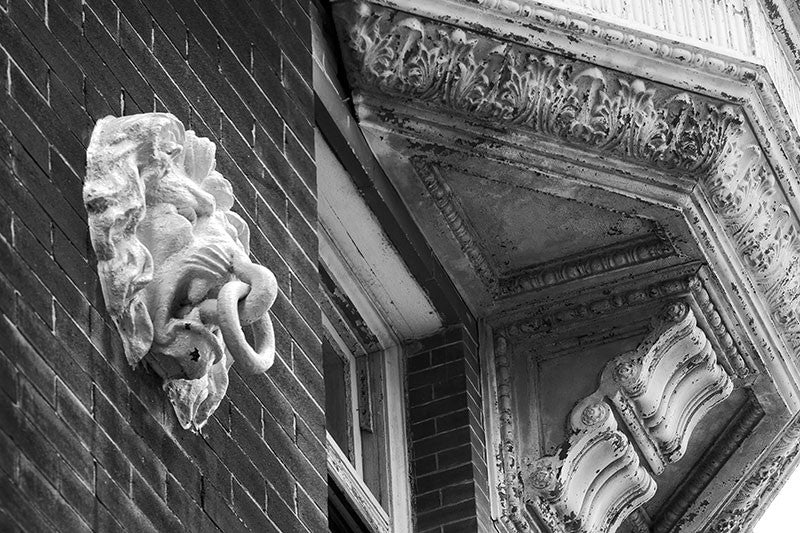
left=407, top=326, right=491, bottom=533
left=0, top=0, right=324, bottom=531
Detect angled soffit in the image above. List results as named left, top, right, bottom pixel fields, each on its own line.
left=332, top=1, right=800, bottom=532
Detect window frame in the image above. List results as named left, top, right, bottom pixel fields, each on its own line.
left=318, top=187, right=414, bottom=532
left=319, top=229, right=413, bottom=533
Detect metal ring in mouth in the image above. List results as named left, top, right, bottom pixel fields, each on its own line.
left=217, top=280, right=276, bottom=374
left=231, top=259, right=278, bottom=326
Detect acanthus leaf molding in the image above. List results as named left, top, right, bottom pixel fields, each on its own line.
left=341, top=2, right=744, bottom=175
left=703, top=142, right=800, bottom=352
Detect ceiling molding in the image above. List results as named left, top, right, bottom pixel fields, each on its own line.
left=412, top=160, right=677, bottom=302
left=492, top=332, right=531, bottom=532
left=498, top=237, right=675, bottom=298
left=337, top=1, right=800, bottom=362
left=688, top=273, right=753, bottom=379
left=654, top=394, right=764, bottom=532
left=342, top=4, right=743, bottom=175
left=503, top=274, right=693, bottom=337
left=707, top=413, right=800, bottom=532
left=412, top=160, right=498, bottom=291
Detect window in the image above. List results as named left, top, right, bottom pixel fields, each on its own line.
left=316, top=129, right=413, bottom=532
left=323, top=334, right=353, bottom=462
left=319, top=258, right=393, bottom=533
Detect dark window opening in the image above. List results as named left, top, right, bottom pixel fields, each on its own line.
left=328, top=476, right=371, bottom=533
left=323, top=336, right=352, bottom=460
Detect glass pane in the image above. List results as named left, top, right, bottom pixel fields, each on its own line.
left=323, top=337, right=352, bottom=459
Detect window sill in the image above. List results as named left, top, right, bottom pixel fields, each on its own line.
left=327, top=432, right=391, bottom=533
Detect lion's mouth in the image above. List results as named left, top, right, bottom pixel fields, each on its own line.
left=146, top=244, right=235, bottom=380
left=147, top=242, right=277, bottom=381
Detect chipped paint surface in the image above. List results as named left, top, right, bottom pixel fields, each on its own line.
left=329, top=2, right=800, bottom=531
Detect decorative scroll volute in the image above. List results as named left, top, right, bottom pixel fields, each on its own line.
left=524, top=399, right=657, bottom=533
left=519, top=300, right=732, bottom=530
left=607, top=302, right=734, bottom=473
left=84, top=113, right=278, bottom=431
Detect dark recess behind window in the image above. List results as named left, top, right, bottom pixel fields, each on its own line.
left=324, top=336, right=352, bottom=459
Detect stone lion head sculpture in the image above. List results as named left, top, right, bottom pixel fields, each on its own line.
left=84, top=113, right=277, bottom=431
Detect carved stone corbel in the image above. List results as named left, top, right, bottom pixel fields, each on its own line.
left=519, top=301, right=732, bottom=531
left=604, top=302, right=734, bottom=474
left=84, top=113, right=278, bottom=431
left=524, top=399, right=657, bottom=533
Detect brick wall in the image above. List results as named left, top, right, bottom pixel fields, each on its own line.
left=407, top=326, right=491, bottom=533
left=0, top=0, right=325, bottom=531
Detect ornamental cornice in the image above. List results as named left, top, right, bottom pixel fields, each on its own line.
left=357, top=0, right=800, bottom=205
left=338, top=2, right=800, bottom=362
left=701, top=142, right=800, bottom=353
left=343, top=4, right=744, bottom=176
left=707, top=413, right=800, bottom=533
left=493, top=333, right=531, bottom=532
left=363, top=0, right=760, bottom=82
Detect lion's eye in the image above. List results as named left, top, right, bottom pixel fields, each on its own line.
left=160, top=140, right=182, bottom=157
left=86, top=197, right=109, bottom=214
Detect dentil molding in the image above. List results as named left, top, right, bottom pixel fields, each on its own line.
left=84, top=113, right=278, bottom=431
